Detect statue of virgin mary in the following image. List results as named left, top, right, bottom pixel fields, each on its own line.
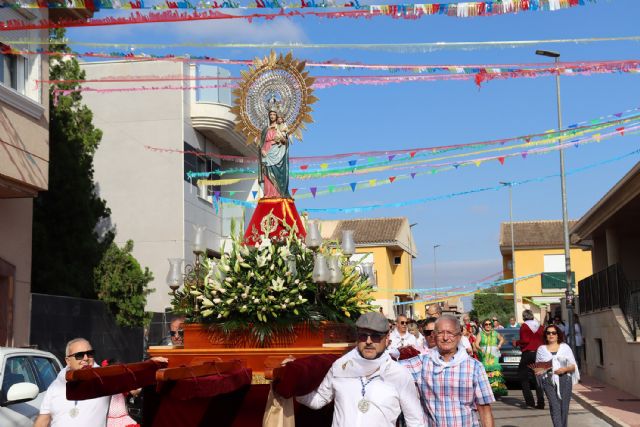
left=259, top=109, right=291, bottom=199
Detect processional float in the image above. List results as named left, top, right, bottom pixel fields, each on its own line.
left=67, top=53, right=372, bottom=426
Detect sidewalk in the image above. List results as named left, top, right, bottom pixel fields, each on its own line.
left=573, top=374, right=640, bottom=427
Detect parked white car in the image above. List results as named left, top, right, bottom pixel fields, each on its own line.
left=0, top=347, right=62, bottom=426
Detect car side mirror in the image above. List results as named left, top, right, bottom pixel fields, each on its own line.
left=2, top=382, right=39, bottom=406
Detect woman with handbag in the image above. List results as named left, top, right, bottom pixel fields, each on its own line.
left=534, top=325, right=580, bottom=427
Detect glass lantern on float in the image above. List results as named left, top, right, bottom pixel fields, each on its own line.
left=166, top=258, right=184, bottom=293
left=361, top=262, right=377, bottom=289
left=167, top=225, right=209, bottom=314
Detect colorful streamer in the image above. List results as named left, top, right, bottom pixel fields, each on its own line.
left=6, top=35, right=640, bottom=52
left=0, top=0, right=595, bottom=31
left=0, top=0, right=595, bottom=13
left=164, top=107, right=640, bottom=169
left=392, top=273, right=542, bottom=305
left=50, top=62, right=640, bottom=106
left=190, top=118, right=640, bottom=194
left=211, top=146, right=640, bottom=213
left=34, top=59, right=640, bottom=84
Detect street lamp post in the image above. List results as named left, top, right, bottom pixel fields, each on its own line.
left=500, top=181, right=518, bottom=321
left=433, top=244, right=441, bottom=300
left=536, top=49, right=576, bottom=354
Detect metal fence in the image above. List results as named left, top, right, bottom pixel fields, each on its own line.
left=578, top=264, right=640, bottom=340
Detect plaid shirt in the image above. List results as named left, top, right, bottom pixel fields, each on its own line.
left=399, top=351, right=495, bottom=427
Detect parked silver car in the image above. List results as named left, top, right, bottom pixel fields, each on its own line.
left=0, top=347, right=62, bottom=426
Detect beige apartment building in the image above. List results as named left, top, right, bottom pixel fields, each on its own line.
left=80, top=60, right=258, bottom=313
left=0, top=7, right=91, bottom=347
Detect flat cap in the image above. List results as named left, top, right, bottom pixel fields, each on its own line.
left=355, top=312, right=389, bottom=333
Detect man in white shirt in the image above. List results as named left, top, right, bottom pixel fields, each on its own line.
left=388, top=314, right=418, bottom=359
left=297, top=312, right=425, bottom=426
left=35, top=338, right=110, bottom=427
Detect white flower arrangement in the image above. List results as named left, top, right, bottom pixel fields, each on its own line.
left=170, top=224, right=375, bottom=344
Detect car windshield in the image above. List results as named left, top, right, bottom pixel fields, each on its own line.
left=497, top=327, right=520, bottom=350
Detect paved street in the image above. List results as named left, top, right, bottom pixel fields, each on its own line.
left=492, top=388, right=611, bottom=427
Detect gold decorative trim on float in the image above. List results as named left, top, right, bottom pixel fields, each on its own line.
left=230, top=51, right=317, bottom=145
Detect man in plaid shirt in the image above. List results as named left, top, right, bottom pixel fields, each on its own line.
left=399, top=315, right=495, bottom=427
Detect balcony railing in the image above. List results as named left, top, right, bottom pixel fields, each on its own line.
left=578, top=264, right=640, bottom=340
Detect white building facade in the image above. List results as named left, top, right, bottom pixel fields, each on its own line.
left=81, top=60, right=257, bottom=313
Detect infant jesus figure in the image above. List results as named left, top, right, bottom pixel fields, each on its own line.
left=275, top=115, right=289, bottom=145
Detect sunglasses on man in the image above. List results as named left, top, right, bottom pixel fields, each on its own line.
left=170, top=330, right=184, bottom=337
left=422, top=329, right=434, bottom=336
left=398, top=321, right=407, bottom=325
left=356, top=331, right=387, bottom=343
left=66, top=350, right=96, bottom=360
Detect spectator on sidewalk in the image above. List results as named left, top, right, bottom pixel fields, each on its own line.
left=513, top=309, right=546, bottom=409
left=492, top=318, right=504, bottom=330
left=571, top=314, right=584, bottom=371
left=552, top=315, right=566, bottom=334
left=508, top=317, right=520, bottom=328
left=534, top=324, right=580, bottom=427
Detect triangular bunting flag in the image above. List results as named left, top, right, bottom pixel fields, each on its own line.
left=474, top=160, right=482, bottom=167
left=214, top=190, right=221, bottom=199
left=614, top=112, right=623, bottom=117
left=388, top=155, right=396, bottom=161
left=389, top=176, right=396, bottom=183
left=300, top=165, right=309, bottom=170
left=498, top=157, right=505, bottom=165
left=616, top=127, right=625, bottom=136
left=310, top=187, right=317, bottom=198
left=409, top=151, right=417, bottom=158
left=348, top=160, right=357, bottom=167
left=291, top=188, right=298, bottom=196
left=410, top=173, right=416, bottom=179
left=252, top=191, right=258, bottom=199
left=367, top=157, right=375, bottom=163
left=521, top=152, right=528, bottom=159
left=320, top=163, right=328, bottom=169
left=229, top=191, right=235, bottom=196
left=594, top=134, right=601, bottom=142
left=524, top=137, right=531, bottom=143
left=328, top=185, right=335, bottom=193
left=369, top=179, right=376, bottom=187
left=350, top=182, right=357, bottom=192
left=453, top=163, right=460, bottom=169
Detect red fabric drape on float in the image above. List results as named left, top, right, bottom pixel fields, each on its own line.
left=244, top=198, right=306, bottom=245
left=66, top=360, right=167, bottom=401
left=272, top=354, right=340, bottom=398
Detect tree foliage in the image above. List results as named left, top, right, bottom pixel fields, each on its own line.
left=469, top=286, right=514, bottom=325
left=94, top=240, right=154, bottom=327
left=32, top=28, right=113, bottom=298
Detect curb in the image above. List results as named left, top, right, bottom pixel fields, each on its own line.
left=572, top=391, right=630, bottom=427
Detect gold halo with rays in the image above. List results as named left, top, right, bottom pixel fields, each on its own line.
left=230, top=51, right=317, bottom=146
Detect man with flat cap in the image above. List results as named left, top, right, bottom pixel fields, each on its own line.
left=296, top=312, right=425, bottom=426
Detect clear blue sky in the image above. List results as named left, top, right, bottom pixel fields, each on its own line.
left=67, top=0, right=640, bottom=290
